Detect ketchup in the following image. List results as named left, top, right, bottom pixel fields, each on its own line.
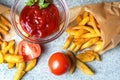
left=20, top=3, right=60, bottom=38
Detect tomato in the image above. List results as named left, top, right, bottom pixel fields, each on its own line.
left=18, top=40, right=41, bottom=62
left=48, top=52, right=71, bottom=75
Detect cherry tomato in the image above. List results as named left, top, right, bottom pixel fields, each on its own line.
left=48, top=52, right=71, bottom=75
left=18, top=40, right=41, bottom=62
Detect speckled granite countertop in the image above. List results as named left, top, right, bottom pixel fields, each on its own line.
left=0, top=0, right=120, bottom=80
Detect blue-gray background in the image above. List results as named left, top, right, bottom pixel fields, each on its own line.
left=0, top=0, right=120, bottom=80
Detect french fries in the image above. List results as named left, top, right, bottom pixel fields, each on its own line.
left=1, top=41, right=7, bottom=50
left=66, top=51, right=76, bottom=74
left=0, top=52, right=4, bottom=64
left=63, top=11, right=103, bottom=53
left=25, top=58, right=37, bottom=72
left=94, top=41, right=103, bottom=52
left=4, top=54, right=24, bottom=63
left=63, top=35, right=74, bottom=49
left=77, top=50, right=101, bottom=62
left=85, top=50, right=101, bottom=61
left=0, top=40, right=38, bottom=80
left=13, top=70, right=25, bottom=80
left=0, top=14, right=12, bottom=28
left=2, top=40, right=15, bottom=54
left=79, top=16, right=89, bottom=26
left=0, top=14, right=12, bottom=39
left=76, top=59, right=94, bottom=75
left=89, top=14, right=101, bottom=36
left=0, top=13, right=38, bottom=79
left=17, top=62, right=26, bottom=71
left=81, top=37, right=99, bottom=50
left=77, top=53, right=95, bottom=62
left=63, top=11, right=103, bottom=76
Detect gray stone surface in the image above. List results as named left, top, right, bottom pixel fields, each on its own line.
left=0, top=0, right=120, bottom=80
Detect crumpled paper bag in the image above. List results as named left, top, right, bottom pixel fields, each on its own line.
left=69, top=2, right=120, bottom=54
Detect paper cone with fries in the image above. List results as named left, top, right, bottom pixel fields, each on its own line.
left=63, top=2, right=120, bottom=54
left=0, top=4, right=12, bottom=42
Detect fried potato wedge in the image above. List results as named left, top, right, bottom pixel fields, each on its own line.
left=76, top=59, right=94, bottom=75
left=25, top=58, right=37, bottom=72
left=85, top=50, right=101, bottom=61
left=77, top=52, right=95, bottom=62
left=4, top=54, right=24, bottom=63
left=13, top=70, right=25, bottom=80
left=66, top=51, right=76, bottom=74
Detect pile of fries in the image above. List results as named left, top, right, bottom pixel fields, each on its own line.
left=0, top=40, right=37, bottom=80
left=0, top=14, right=37, bottom=80
left=66, top=50, right=100, bottom=75
left=63, top=11, right=103, bottom=52
left=63, top=11, right=102, bottom=75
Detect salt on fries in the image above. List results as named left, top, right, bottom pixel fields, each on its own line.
left=63, top=11, right=103, bottom=53
left=0, top=40, right=38, bottom=80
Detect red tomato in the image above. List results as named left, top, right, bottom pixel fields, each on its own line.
left=48, top=52, right=71, bottom=75
left=18, top=40, right=41, bottom=62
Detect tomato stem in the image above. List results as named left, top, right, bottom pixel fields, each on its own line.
left=39, top=0, right=50, bottom=9
left=26, top=0, right=50, bottom=9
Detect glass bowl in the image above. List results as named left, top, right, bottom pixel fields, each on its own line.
left=10, top=0, right=69, bottom=44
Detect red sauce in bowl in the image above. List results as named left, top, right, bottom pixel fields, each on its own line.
left=20, top=3, right=60, bottom=38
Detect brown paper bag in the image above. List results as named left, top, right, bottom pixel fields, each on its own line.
left=69, top=2, right=120, bottom=54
